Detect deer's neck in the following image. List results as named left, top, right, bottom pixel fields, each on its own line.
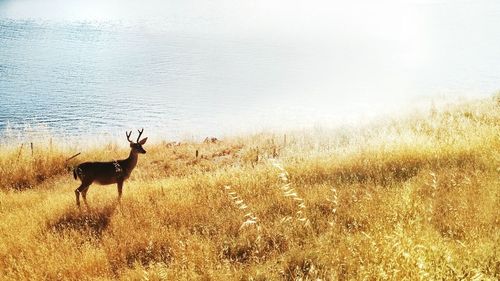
left=123, top=150, right=139, bottom=173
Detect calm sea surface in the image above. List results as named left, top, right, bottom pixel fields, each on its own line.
left=0, top=0, right=499, bottom=141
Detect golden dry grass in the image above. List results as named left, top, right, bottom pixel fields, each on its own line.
left=0, top=96, right=499, bottom=280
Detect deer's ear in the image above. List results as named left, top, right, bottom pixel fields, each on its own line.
left=139, top=137, right=148, bottom=145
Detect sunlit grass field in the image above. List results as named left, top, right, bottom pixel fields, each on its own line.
left=0, top=96, right=498, bottom=280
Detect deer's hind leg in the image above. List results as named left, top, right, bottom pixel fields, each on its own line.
left=80, top=185, right=90, bottom=207
left=75, top=184, right=90, bottom=207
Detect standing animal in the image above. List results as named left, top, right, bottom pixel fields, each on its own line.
left=73, top=129, right=148, bottom=207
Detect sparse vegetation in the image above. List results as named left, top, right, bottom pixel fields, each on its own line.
left=0, top=96, right=499, bottom=280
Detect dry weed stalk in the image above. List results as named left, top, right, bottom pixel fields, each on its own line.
left=271, top=160, right=310, bottom=226
left=224, top=185, right=259, bottom=230
left=328, top=186, right=339, bottom=226
left=426, top=171, right=438, bottom=222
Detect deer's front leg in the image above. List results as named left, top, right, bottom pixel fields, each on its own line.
left=117, top=181, right=123, bottom=202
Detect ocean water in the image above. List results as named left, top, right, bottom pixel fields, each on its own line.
left=0, top=0, right=499, bottom=141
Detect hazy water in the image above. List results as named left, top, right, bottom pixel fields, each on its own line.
left=0, top=0, right=499, bottom=141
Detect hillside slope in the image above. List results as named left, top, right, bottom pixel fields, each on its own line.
left=0, top=96, right=499, bottom=280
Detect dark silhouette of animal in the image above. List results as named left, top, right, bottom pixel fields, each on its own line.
left=73, top=129, right=148, bottom=207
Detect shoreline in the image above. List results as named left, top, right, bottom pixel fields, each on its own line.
left=1, top=94, right=497, bottom=146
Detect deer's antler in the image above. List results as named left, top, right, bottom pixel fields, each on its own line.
left=126, top=131, right=133, bottom=143
left=136, top=128, right=144, bottom=143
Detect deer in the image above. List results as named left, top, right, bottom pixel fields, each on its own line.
left=73, top=129, right=148, bottom=207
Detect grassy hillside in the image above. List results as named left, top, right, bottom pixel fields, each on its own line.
left=0, top=96, right=499, bottom=280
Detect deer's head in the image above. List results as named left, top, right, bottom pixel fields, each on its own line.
left=126, top=129, right=148, bottom=154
